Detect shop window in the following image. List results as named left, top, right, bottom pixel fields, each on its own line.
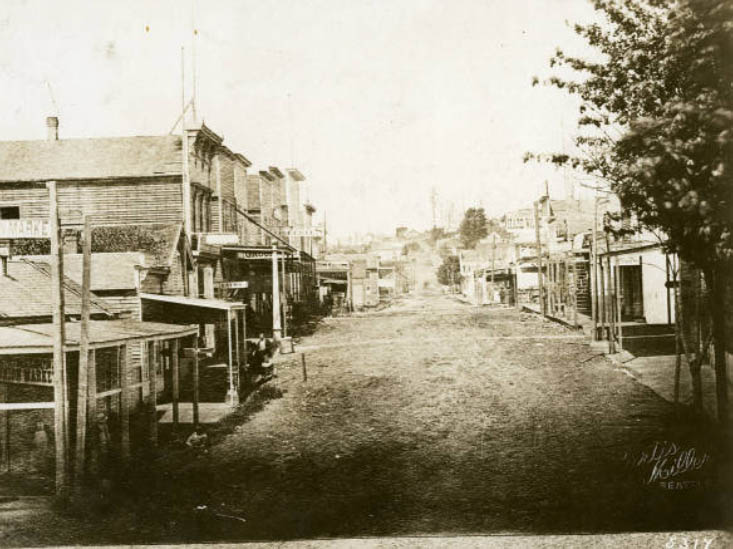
left=96, top=347, right=121, bottom=393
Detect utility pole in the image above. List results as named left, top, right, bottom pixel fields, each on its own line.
left=533, top=199, right=544, bottom=316
left=181, top=47, right=192, bottom=238
left=47, top=181, right=69, bottom=497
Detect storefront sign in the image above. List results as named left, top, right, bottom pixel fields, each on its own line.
left=286, top=227, right=322, bottom=237
left=218, top=281, right=249, bottom=289
left=0, top=219, right=50, bottom=239
left=237, top=251, right=282, bottom=260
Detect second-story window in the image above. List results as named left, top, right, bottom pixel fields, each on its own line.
left=0, top=205, right=20, bottom=219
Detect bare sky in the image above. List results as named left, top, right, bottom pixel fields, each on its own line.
left=0, top=0, right=599, bottom=238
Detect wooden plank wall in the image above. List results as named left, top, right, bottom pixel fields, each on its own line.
left=58, top=178, right=183, bottom=225
left=0, top=185, right=49, bottom=218
left=0, top=178, right=183, bottom=226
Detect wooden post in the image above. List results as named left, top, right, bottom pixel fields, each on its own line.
left=74, top=216, right=92, bottom=489
left=533, top=200, right=544, bottom=315
left=571, top=258, right=578, bottom=327
left=0, top=384, right=8, bottom=472
left=600, top=260, right=607, bottom=342
left=148, top=342, right=158, bottom=446
left=271, top=246, right=282, bottom=342
left=281, top=252, right=288, bottom=337
left=233, top=312, right=240, bottom=373
left=591, top=197, right=598, bottom=340
left=87, top=349, right=97, bottom=478
left=47, top=180, right=69, bottom=496
left=192, top=344, right=200, bottom=429
left=548, top=259, right=554, bottom=315
left=171, top=339, right=180, bottom=430
left=301, top=353, right=307, bottom=382
left=226, top=310, right=237, bottom=406
left=616, top=260, right=623, bottom=351
left=241, top=307, right=248, bottom=372
left=119, top=345, right=130, bottom=461
left=604, top=233, right=616, bottom=354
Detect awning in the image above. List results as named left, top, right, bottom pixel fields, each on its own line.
left=140, top=293, right=246, bottom=311
left=0, top=319, right=199, bottom=355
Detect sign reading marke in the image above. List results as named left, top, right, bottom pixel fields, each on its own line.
left=0, top=219, right=50, bottom=239
left=218, top=281, right=249, bottom=289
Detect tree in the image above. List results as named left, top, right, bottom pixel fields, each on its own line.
left=530, top=0, right=732, bottom=424
left=437, top=255, right=462, bottom=288
left=459, top=208, right=489, bottom=249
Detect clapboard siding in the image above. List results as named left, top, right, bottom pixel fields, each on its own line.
left=58, top=178, right=183, bottom=225
left=234, top=165, right=248, bottom=210
left=0, top=184, right=49, bottom=219
left=216, top=153, right=236, bottom=203
left=0, top=178, right=183, bottom=225
left=94, top=291, right=141, bottom=319
left=162, top=252, right=187, bottom=296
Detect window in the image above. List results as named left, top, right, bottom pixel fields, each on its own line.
left=0, top=206, right=20, bottom=219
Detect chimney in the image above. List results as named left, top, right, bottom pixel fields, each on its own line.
left=46, top=116, right=59, bottom=141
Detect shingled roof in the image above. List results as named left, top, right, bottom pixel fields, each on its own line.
left=0, top=259, right=112, bottom=320
left=0, top=135, right=182, bottom=183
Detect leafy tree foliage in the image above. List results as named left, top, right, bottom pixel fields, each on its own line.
left=436, top=254, right=462, bottom=286
left=459, top=208, right=489, bottom=249
left=529, top=0, right=732, bottom=423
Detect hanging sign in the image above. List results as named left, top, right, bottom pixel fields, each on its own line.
left=286, top=227, right=322, bottom=237
left=218, top=281, right=249, bottom=289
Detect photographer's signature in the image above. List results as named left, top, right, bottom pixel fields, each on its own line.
left=623, top=440, right=711, bottom=488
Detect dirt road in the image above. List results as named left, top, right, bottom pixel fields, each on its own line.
left=151, top=292, right=724, bottom=541
left=2, top=291, right=727, bottom=545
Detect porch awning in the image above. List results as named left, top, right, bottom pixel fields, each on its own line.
left=140, top=293, right=245, bottom=311
left=0, top=320, right=199, bottom=355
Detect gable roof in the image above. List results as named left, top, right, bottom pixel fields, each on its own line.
left=0, top=259, right=112, bottom=319
left=59, top=253, right=143, bottom=291
left=0, top=135, right=182, bottom=183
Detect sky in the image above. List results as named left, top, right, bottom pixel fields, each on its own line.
left=0, top=0, right=601, bottom=238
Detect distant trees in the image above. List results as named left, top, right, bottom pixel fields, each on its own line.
left=436, top=255, right=462, bottom=288
left=530, top=0, right=732, bottom=424
left=459, top=208, right=489, bottom=249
